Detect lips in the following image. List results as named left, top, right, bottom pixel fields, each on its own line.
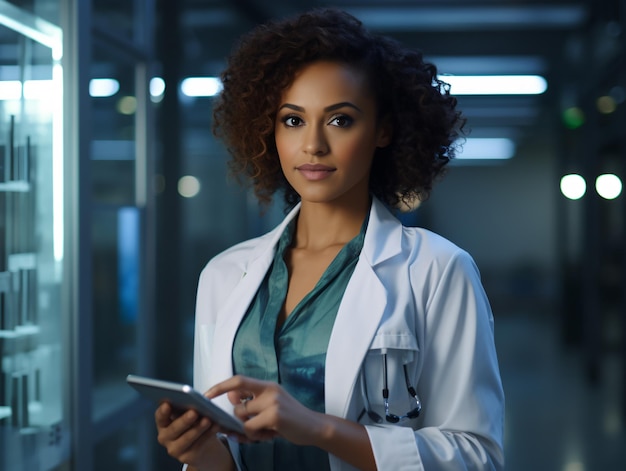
left=296, top=163, right=335, bottom=181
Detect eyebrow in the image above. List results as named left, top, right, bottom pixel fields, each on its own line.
left=278, top=102, right=363, bottom=114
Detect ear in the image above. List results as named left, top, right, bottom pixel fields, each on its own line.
left=376, top=117, right=393, bottom=148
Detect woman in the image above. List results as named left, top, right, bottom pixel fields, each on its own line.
left=155, top=8, right=505, bottom=471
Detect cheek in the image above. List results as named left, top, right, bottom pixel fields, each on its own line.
left=336, top=137, right=377, bottom=168
left=275, top=131, right=297, bottom=160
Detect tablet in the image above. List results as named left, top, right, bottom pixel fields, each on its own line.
left=126, top=374, right=245, bottom=434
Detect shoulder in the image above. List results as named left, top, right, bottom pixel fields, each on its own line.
left=404, top=226, right=470, bottom=264
left=402, top=226, right=480, bottom=280
left=200, top=231, right=273, bottom=281
left=198, top=204, right=299, bottom=285
left=368, top=198, right=472, bottom=270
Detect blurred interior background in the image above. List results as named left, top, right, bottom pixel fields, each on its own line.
left=0, top=0, right=624, bottom=469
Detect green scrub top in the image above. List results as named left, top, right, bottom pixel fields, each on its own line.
left=232, top=215, right=367, bottom=471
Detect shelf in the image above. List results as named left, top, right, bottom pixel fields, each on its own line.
left=0, top=325, right=40, bottom=338
left=0, top=181, right=30, bottom=192
left=0, top=406, right=11, bottom=420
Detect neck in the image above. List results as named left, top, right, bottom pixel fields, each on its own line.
left=293, top=197, right=371, bottom=251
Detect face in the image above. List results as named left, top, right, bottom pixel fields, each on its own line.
left=274, top=61, right=391, bottom=207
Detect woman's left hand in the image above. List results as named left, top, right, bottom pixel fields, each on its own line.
left=207, top=375, right=325, bottom=445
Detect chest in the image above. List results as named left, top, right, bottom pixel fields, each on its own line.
left=282, top=245, right=343, bottom=319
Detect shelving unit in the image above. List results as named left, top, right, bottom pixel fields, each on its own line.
left=0, top=3, right=67, bottom=469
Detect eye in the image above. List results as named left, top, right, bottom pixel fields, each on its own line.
left=329, top=114, right=353, bottom=128
left=282, top=115, right=304, bottom=127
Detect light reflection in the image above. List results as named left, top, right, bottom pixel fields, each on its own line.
left=52, top=63, right=64, bottom=267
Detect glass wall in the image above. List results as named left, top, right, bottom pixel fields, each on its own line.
left=0, top=1, right=67, bottom=469
left=0, top=0, right=158, bottom=469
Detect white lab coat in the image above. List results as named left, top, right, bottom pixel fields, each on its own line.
left=191, top=197, right=505, bottom=470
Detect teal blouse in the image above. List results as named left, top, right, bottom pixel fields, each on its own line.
left=232, top=215, right=367, bottom=471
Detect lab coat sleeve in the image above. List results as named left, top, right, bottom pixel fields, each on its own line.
left=365, top=249, right=505, bottom=470
left=179, top=263, right=244, bottom=471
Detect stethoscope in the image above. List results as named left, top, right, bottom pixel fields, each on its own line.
left=358, top=352, right=422, bottom=424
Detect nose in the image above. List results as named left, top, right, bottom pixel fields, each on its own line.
left=304, top=123, right=329, bottom=156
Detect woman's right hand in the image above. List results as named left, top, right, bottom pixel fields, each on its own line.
left=155, top=401, right=236, bottom=471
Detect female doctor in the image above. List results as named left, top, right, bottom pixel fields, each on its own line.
left=155, top=8, right=505, bottom=471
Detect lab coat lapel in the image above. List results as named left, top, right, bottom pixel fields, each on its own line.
left=210, top=204, right=301, bottom=385
left=325, top=261, right=387, bottom=417
left=325, top=198, right=403, bottom=417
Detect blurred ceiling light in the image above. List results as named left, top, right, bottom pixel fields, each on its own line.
left=456, top=138, right=515, bottom=160
left=178, top=175, right=201, bottom=198
left=177, top=75, right=546, bottom=98
left=560, top=174, right=586, bottom=200
left=595, top=174, right=622, bottom=200
left=181, top=77, right=222, bottom=97
left=90, top=78, right=119, bottom=97
left=150, top=77, right=165, bottom=97
left=440, top=75, right=547, bottom=95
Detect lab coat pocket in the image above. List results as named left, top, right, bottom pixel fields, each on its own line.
left=358, top=333, right=421, bottom=429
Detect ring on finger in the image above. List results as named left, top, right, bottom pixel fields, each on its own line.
left=240, top=396, right=253, bottom=409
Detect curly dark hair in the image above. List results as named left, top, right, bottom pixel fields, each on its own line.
left=213, top=8, right=464, bottom=209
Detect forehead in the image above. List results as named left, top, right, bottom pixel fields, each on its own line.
left=280, top=61, right=374, bottom=105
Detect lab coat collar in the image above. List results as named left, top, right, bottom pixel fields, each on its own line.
left=233, top=196, right=402, bottom=271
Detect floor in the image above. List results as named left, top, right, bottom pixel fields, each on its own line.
left=496, top=309, right=625, bottom=471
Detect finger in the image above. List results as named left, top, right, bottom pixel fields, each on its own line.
left=231, top=396, right=256, bottom=421
left=155, top=402, right=174, bottom=427
left=163, top=415, right=214, bottom=458
left=227, top=389, right=255, bottom=407
left=238, top=412, right=280, bottom=441
left=160, top=409, right=202, bottom=440
left=207, top=375, right=264, bottom=399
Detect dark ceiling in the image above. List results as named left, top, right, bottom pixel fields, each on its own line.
left=173, top=0, right=623, bottom=158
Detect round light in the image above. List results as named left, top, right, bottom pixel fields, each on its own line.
left=177, top=175, right=201, bottom=198
left=596, top=95, right=617, bottom=114
left=117, top=96, right=137, bottom=115
left=595, top=174, right=622, bottom=200
left=562, top=107, right=585, bottom=129
left=560, top=174, right=586, bottom=200
left=150, top=77, right=165, bottom=97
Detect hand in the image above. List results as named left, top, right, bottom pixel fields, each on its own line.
left=154, top=401, right=235, bottom=471
left=207, top=375, right=325, bottom=446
